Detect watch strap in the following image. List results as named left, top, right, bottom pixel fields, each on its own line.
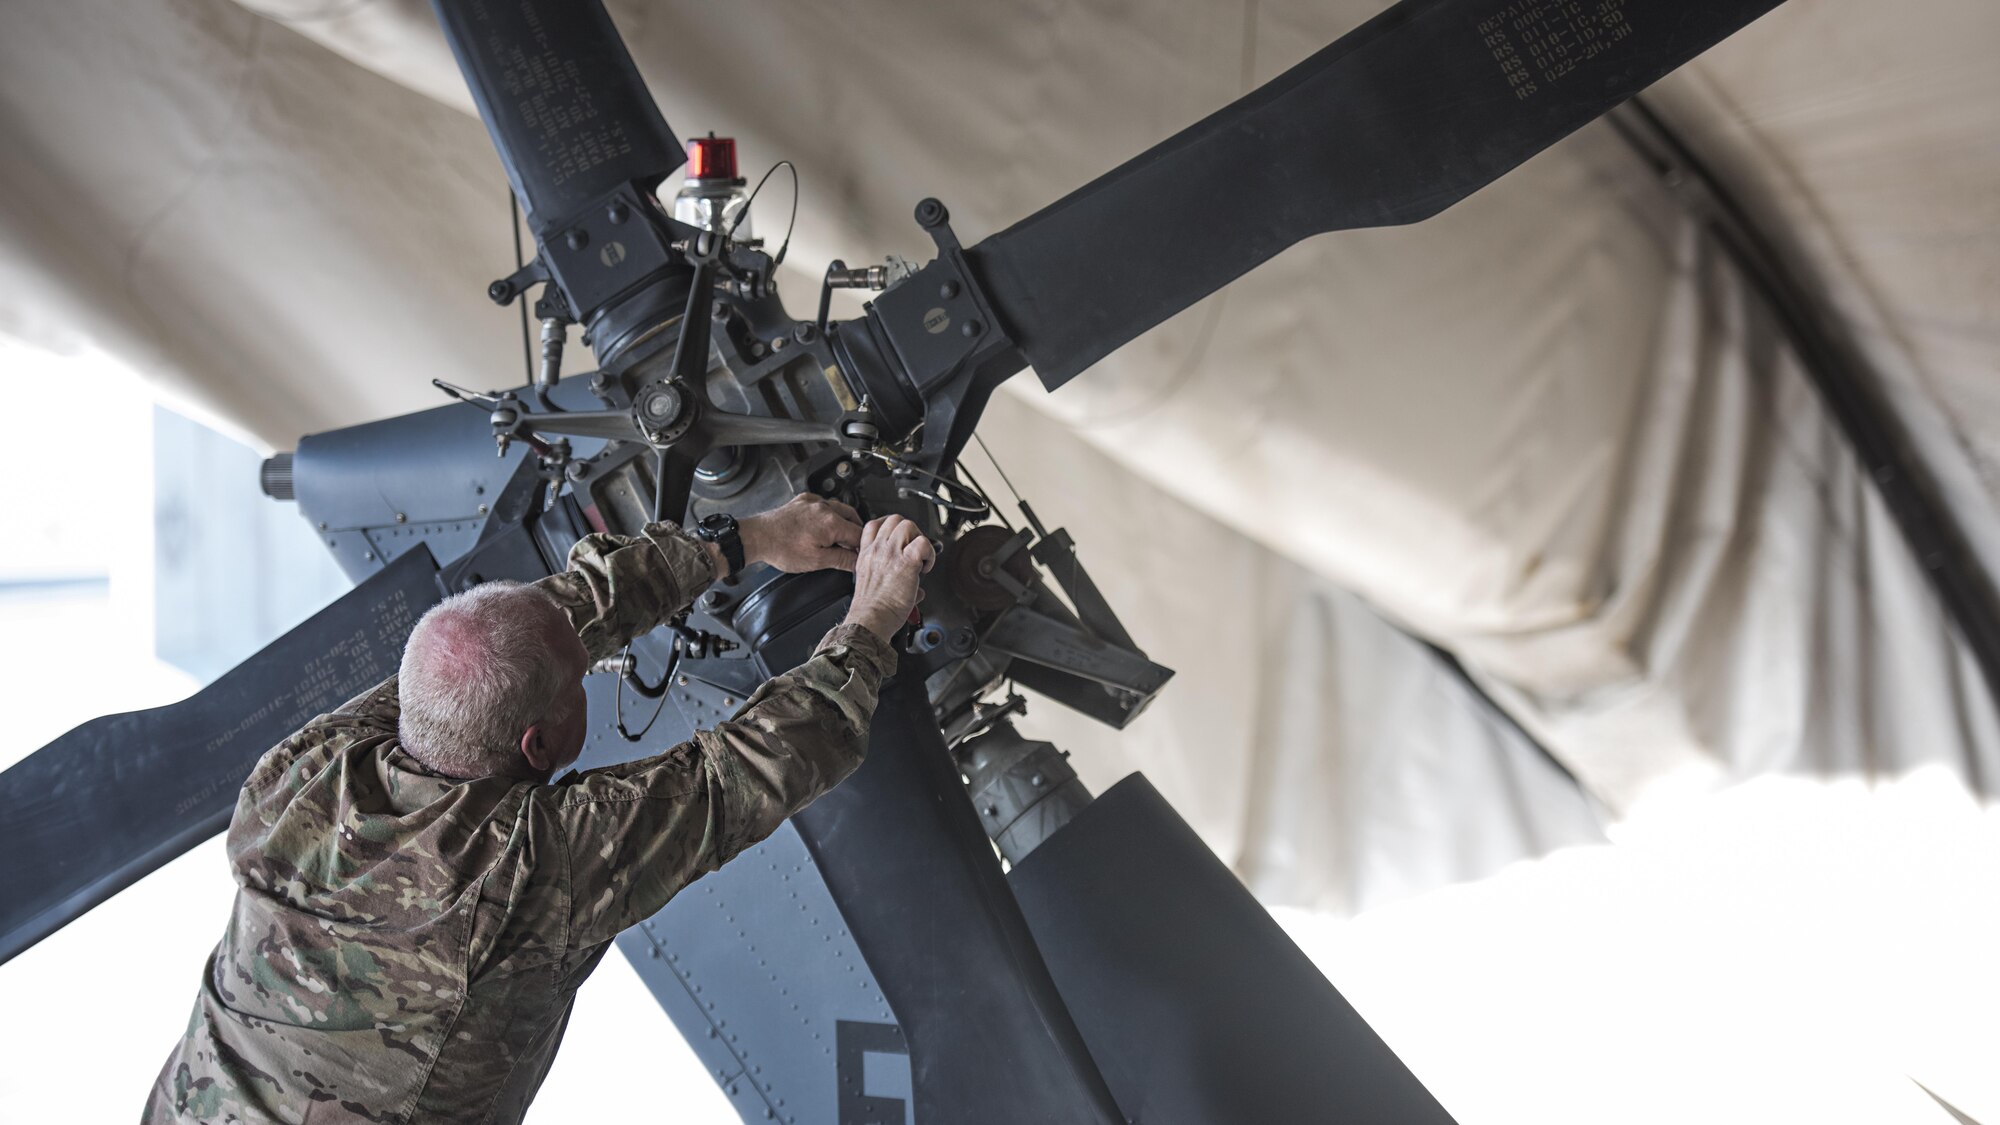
left=695, top=513, right=745, bottom=576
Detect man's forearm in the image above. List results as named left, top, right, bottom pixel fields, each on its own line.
left=544, top=601, right=900, bottom=941
left=534, top=522, right=715, bottom=660
left=690, top=620, right=899, bottom=861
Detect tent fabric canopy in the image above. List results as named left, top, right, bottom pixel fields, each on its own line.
left=3, top=0, right=1995, bottom=915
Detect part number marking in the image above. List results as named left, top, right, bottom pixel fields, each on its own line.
left=1477, top=0, right=1634, bottom=100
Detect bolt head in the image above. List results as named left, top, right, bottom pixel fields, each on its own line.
left=607, top=202, right=629, bottom=224
left=639, top=383, right=683, bottom=422
left=961, top=319, right=984, bottom=338
left=947, top=627, right=977, bottom=656
left=940, top=281, right=959, bottom=299
left=565, top=229, right=589, bottom=250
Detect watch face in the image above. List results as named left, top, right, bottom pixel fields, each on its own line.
left=694, top=513, right=744, bottom=574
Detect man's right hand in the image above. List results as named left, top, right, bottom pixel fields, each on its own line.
left=844, top=515, right=936, bottom=642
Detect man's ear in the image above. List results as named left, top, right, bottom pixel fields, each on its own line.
left=520, top=725, right=556, bottom=775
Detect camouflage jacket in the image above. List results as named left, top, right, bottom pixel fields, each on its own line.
left=143, top=523, right=895, bottom=1124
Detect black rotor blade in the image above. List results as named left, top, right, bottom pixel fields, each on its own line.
left=793, top=680, right=1126, bottom=1124
left=432, top=0, right=684, bottom=236
left=966, top=0, right=1786, bottom=389
left=1011, top=775, right=1458, bottom=1124
left=0, top=547, right=442, bottom=965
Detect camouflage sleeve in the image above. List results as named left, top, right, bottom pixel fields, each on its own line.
left=547, top=622, right=897, bottom=947
left=533, top=520, right=717, bottom=661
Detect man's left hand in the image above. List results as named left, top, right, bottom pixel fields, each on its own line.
left=736, top=494, right=864, bottom=575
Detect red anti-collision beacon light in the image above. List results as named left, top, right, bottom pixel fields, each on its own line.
left=686, top=134, right=739, bottom=182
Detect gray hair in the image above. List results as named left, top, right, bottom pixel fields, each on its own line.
left=397, top=581, right=574, bottom=779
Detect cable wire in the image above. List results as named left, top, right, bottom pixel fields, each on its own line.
left=617, top=438, right=687, bottom=741
left=613, top=640, right=680, bottom=742
left=955, top=461, right=1013, bottom=531
left=973, top=433, right=1025, bottom=507
left=727, top=160, right=799, bottom=267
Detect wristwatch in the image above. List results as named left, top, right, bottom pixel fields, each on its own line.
left=692, top=512, right=745, bottom=577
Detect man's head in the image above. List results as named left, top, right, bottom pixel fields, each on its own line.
left=397, top=582, right=591, bottom=781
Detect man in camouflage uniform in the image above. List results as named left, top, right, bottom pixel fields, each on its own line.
left=144, top=494, right=936, bottom=1124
